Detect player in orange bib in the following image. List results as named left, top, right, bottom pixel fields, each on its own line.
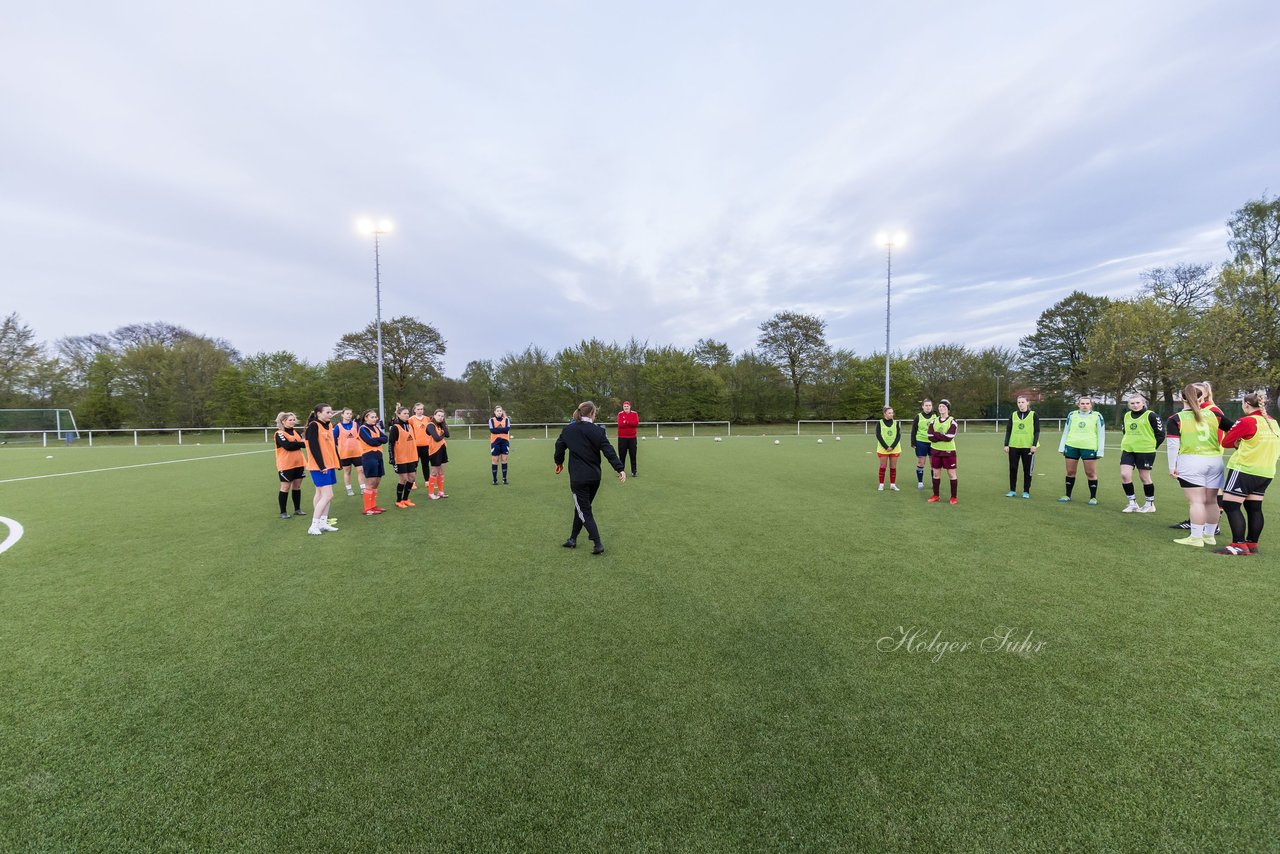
left=425, top=408, right=451, bottom=499
left=303, top=404, right=342, bottom=535
left=274, top=411, right=307, bottom=519
left=388, top=405, right=419, bottom=508
left=409, top=402, right=432, bottom=491
left=356, top=408, right=388, bottom=515
left=333, top=408, right=366, bottom=498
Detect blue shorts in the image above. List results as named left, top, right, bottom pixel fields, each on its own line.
left=914, top=440, right=932, bottom=457
left=310, top=468, right=338, bottom=487
left=491, top=439, right=510, bottom=456
left=1063, top=445, right=1099, bottom=461
left=361, top=453, right=385, bottom=479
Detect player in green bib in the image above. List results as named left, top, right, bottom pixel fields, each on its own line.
left=1215, top=391, right=1280, bottom=555
left=926, top=399, right=960, bottom=504
left=1166, top=382, right=1228, bottom=547
left=1057, top=396, right=1106, bottom=504
left=1003, top=395, right=1039, bottom=498
left=908, top=399, right=934, bottom=490
left=875, top=406, right=902, bottom=491
left=1119, top=393, right=1164, bottom=513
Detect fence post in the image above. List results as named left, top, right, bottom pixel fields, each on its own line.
left=88, top=431, right=94, bottom=447
left=178, top=429, right=183, bottom=445
left=134, top=431, right=138, bottom=447
left=43, top=432, right=47, bottom=447
left=692, top=423, right=696, bottom=437
left=222, top=429, right=226, bottom=443
left=728, top=422, right=732, bottom=437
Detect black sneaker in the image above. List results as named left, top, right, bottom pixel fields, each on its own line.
left=491, top=481, right=499, bottom=486
left=280, top=512, right=291, bottom=520
left=503, top=480, right=508, bottom=484
left=1168, top=519, right=1192, bottom=530
left=294, top=510, right=307, bottom=517
left=562, top=539, right=576, bottom=549
left=591, top=544, right=605, bottom=555
left=630, top=472, right=637, bottom=477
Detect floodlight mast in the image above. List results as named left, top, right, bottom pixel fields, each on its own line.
left=357, top=218, right=394, bottom=423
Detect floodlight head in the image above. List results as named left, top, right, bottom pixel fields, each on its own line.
left=876, top=231, right=907, bottom=247
left=356, top=217, right=394, bottom=235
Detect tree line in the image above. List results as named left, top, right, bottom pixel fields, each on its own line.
left=2, top=195, right=1274, bottom=429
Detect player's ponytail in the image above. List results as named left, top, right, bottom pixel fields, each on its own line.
left=1182, top=383, right=1203, bottom=422
left=573, top=401, right=597, bottom=422
left=307, top=404, right=330, bottom=424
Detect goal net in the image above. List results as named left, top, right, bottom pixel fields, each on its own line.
left=0, top=409, right=80, bottom=443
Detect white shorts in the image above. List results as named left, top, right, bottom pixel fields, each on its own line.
left=1175, top=454, right=1225, bottom=488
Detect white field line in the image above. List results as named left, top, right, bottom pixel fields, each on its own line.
left=0, top=449, right=271, bottom=485
left=0, top=516, right=23, bottom=554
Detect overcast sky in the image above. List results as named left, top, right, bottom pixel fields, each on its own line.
left=3, top=1, right=1277, bottom=375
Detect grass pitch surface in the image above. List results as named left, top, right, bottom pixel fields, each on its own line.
left=1, top=432, right=1276, bottom=851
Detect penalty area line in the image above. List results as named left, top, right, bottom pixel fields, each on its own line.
left=0, top=449, right=271, bottom=485
left=0, top=516, right=23, bottom=555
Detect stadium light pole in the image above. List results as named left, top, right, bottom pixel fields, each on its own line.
left=875, top=231, right=907, bottom=408
left=356, top=217, right=394, bottom=423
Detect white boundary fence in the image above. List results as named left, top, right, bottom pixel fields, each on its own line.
left=797, top=418, right=1070, bottom=435
left=0, top=420, right=735, bottom=447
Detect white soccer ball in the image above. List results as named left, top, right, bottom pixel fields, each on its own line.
left=673, top=437, right=679, bottom=442
left=774, top=439, right=780, bottom=445
left=817, top=438, right=823, bottom=444
left=714, top=437, right=722, bottom=442
left=46, top=455, right=53, bottom=459
left=836, top=436, right=842, bottom=441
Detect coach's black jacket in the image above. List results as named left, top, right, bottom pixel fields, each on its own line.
left=554, top=419, right=624, bottom=483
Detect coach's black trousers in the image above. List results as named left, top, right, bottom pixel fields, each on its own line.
left=1009, top=448, right=1034, bottom=492
left=570, top=479, right=603, bottom=544
left=618, top=437, right=638, bottom=474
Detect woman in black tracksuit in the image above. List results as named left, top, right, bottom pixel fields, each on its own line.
left=554, top=400, right=626, bottom=555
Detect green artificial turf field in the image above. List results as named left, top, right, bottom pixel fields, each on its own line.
left=1, top=431, right=1276, bottom=851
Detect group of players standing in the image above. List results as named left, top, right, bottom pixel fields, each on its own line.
left=873, top=383, right=1280, bottom=556
left=272, top=403, right=512, bottom=536
left=270, top=400, right=641, bottom=551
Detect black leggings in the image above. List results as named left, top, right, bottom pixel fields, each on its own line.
left=1008, top=448, right=1034, bottom=492
left=570, top=479, right=603, bottom=544
left=618, top=437, right=637, bottom=474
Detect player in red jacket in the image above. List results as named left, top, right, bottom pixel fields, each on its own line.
left=616, top=400, right=639, bottom=477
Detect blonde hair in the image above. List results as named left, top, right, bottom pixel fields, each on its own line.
left=275, top=411, right=296, bottom=430
left=1195, top=381, right=1216, bottom=406
left=1182, top=383, right=1203, bottom=423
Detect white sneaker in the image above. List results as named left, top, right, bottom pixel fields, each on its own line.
left=1138, top=502, right=1156, bottom=513
left=307, top=524, right=323, bottom=536
left=916, top=482, right=923, bottom=490
left=1123, top=502, right=1139, bottom=513
left=889, top=484, right=900, bottom=491
left=318, top=522, right=339, bottom=532
left=878, top=484, right=885, bottom=491
left=346, top=488, right=355, bottom=497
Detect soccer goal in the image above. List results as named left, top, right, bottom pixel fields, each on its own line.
left=0, top=408, right=80, bottom=445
